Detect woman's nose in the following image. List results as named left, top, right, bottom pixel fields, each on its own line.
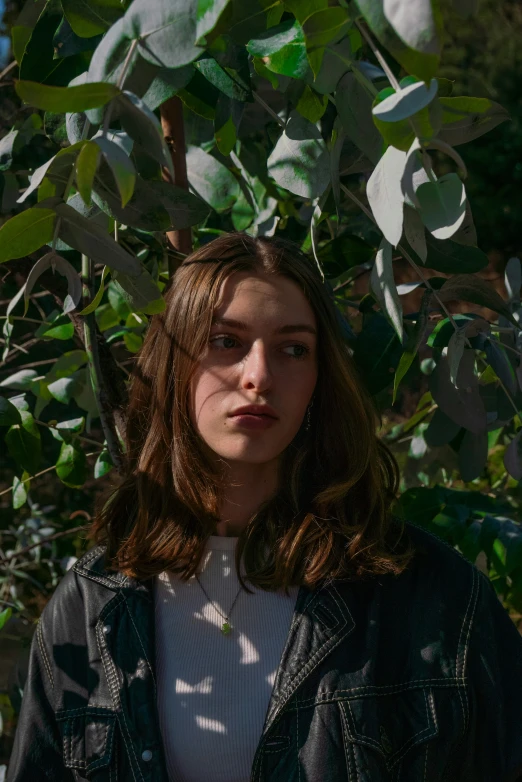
left=240, top=340, right=273, bottom=392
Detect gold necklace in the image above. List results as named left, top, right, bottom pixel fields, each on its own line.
left=194, top=572, right=244, bottom=635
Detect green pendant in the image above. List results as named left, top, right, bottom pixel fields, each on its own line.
left=221, top=622, right=231, bottom=635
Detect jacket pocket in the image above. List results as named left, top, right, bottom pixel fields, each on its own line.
left=56, top=708, right=117, bottom=780
left=339, top=687, right=438, bottom=782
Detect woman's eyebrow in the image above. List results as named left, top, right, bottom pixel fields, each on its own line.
left=211, top=316, right=317, bottom=336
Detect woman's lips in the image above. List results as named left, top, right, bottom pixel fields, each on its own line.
left=229, top=414, right=277, bottom=430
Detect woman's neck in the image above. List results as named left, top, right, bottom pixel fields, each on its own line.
left=214, top=459, right=279, bottom=537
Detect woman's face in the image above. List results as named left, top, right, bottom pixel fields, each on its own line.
left=189, top=271, right=318, bottom=466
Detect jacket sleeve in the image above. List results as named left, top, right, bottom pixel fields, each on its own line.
left=457, top=570, right=522, bottom=782
left=6, top=616, right=74, bottom=782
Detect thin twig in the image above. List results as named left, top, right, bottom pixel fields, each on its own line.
left=0, top=60, right=17, bottom=81
left=252, top=91, right=286, bottom=128
left=0, top=525, right=89, bottom=567
left=356, top=20, right=401, bottom=91
left=0, top=450, right=102, bottom=497
left=34, top=418, right=104, bottom=448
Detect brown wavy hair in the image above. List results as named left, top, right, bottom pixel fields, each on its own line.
left=89, top=232, right=413, bottom=593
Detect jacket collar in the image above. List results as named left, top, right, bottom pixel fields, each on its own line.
left=73, top=544, right=357, bottom=736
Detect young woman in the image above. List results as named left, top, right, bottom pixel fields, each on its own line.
left=7, top=233, right=522, bottom=782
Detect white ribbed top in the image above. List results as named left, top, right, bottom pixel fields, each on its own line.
left=154, top=535, right=300, bottom=782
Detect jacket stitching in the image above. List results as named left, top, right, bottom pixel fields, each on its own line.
left=338, top=702, right=357, bottom=781
left=36, top=619, right=54, bottom=690
left=461, top=566, right=480, bottom=733
left=388, top=688, right=433, bottom=767
left=310, top=602, right=338, bottom=630
left=424, top=742, right=428, bottom=782
left=96, top=597, right=145, bottom=782
left=296, top=700, right=300, bottom=782
left=456, top=564, right=478, bottom=732
left=122, top=593, right=157, bottom=693
left=57, top=707, right=115, bottom=719
left=295, top=678, right=464, bottom=706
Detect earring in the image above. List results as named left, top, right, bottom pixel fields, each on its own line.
left=305, top=398, right=314, bottom=431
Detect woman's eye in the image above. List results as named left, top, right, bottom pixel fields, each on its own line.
left=209, top=336, right=310, bottom=360
left=210, top=335, right=238, bottom=350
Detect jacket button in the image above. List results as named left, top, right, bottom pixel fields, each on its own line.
left=142, top=750, right=153, bottom=762
left=102, top=624, right=111, bottom=634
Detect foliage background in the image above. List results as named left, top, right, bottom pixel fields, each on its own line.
left=1, top=0, right=522, bottom=767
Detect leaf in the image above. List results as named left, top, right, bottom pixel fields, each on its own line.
left=0, top=369, right=38, bottom=391
left=94, top=448, right=113, bottom=478
left=437, top=274, right=517, bottom=326
left=13, top=473, right=28, bottom=509
left=214, top=97, right=239, bottom=156
left=458, top=429, right=488, bottom=482
left=407, top=234, right=488, bottom=274
left=194, top=56, right=250, bottom=101
left=428, top=351, right=487, bottom=434
left=370, top=237, right=403, bottom=343
left=302, top=7, right=351, bottom=50
left=505, top=257, right=521, bottom=303
left=78, top=266, right=110, bottom=315
left=35, top=311, right=75, bottom=341
left=246, top=19, right=309, bottom=79
left=438, top=97, right=510, bottom=147
left=267, top=110, right=329, bottom=199
left=353, top=312, right=403, bottom=395
left=125, top=0, right=203, bottom=69
left=319, top=233, right=374, bottom=278
left=53, top=16, right=103, bottom=59
left=115, top=91, right=173, bottom=177
left=24, top=251, right=82, bottom=316
left=93, top=136, right=136, bottom=208
left=111, top=268, right=165, bottom=315
left=55, top=441, right=87, bottom=487
left=403, top=205, right=427, bottom=262
left=336, top=72, right=383, bottom=165
left=0, top=397, right=22, bottom=426
left=424, top=407, right=461, bottom=447
left=15, top=80, right=119, bottom=112
left=355, top=0, right=441, bottom=82
left=18, top=142, right=86, bottom=205
left=196, top=0, right=231, bottom=42
left=186, top=145, right=239, bottom=212
left=75, top=140, right=101, bottom=205
left=0, top=608, right=12, bottom=631
left=366, top=145, right=407, bottom=247
left=62, top=0, right=124, bottom=37
left=372, top=79, right=438, bottom=122
left=382, top=0, right=441, bottom=65
left=447, top=328, right=467, bottom=386
left=504, top=429, right=522, bottom=481
left=54, top=201, right=141, bottom=275
left=416, top=173, right=467, bottom=241
left=296, top=85, right=327, bottom=123
left=392, top=289, right=431, bottom=402
left=141, top=65, right=194, bottom=111
left=0, top=206, right=56, bottom=263
left=5, top=411, right=42, bottom=475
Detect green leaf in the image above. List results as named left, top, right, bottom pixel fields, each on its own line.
left=438, top=97, right=510, bottom=147
left=247, top=19, right=310, bottom=79
left=355, top=0, right=441, bottom=82
left=416, top=173, right=467, bottom=241
left=12, top=26, right=33, bottom=64
left=437, top=274, right=518, bottom=326
left=126, top=0, right=203, bottom=69
left=56, top=441, right=87, bottom=487
left=336, top=73, right=383, bottom=164
left=35, top=311, right=75, bottom=341
left=406, top=234, right=489, bottom=275
left=370, top=237, right=403, bottom=343
left=16, top=80, right=119, bottom=113
left=13, top=472, right=29, bottom=509
left=302, top=7, right=351, bottom=51
left=54, top=201, right=141, bottom=275
left=319, top=234, right=374, bottom=278
left=62, top=0, right=124, bottom=37
left=196, top=0, right=232, bottom=42
left=353, top=312, right=403, bottom=395
left=78, top=266, right=110, bottom=315
left=47, top=373, right=83, bottom=404
left=367, top=145, right=407, bottom=247
left=115, top=91, right=173, bottom=177
left=0, top=206, right=56, bottom=263
left=186, top=145, right=239, bottom=212
left=93, top=137, right=135, bottom=208
left=0, top=369, right=38, bottom=391
left=140, top=65, right=194, bottom=110
left=296, top=85, right=327, bottom=123
left=267, top=110, right=329, bottom=199
left=75, top=140, right=101, bottom=206
left=18, top=141, right=87, bottom=205
left=111, top=269, right=165, bottom=315
left=24, top=251, right=82, bottom=317
left=53, top=16, right=103, bottom=59
left=0, top=608, right=12, bottom=631
left=0, top=397, right=22, bottom=426
left=94, top=448, right=113, bottom=478
left=393, top=289, right=432, bottom=403
left=372, top=79, right=438, bottom=123
left=5, top=411, right=42, bottom=475
left=194, top=56, right=250, bottom=100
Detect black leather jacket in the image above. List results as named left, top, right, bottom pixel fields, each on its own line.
left=6, top=522, right=522, bottom=782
